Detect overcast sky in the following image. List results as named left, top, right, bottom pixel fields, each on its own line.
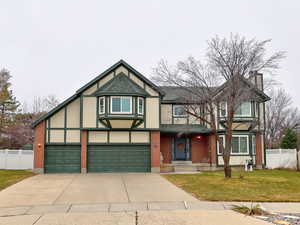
left=0, top=0, right=299, bottom=109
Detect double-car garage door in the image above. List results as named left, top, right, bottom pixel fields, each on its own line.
left=45, top=145, right=150, bottom=173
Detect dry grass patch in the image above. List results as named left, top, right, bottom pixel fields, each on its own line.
left=163, top=170, right=300, bottom=202
left=0, top=170, right=36, bottom=191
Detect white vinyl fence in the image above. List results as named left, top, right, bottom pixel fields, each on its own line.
left=0, top=149, right=33, bottom=170
left=266, top=149, right=299, bottom=169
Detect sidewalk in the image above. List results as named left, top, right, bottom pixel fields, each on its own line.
left=0, top=201, right=299, bottom=217
left=0, top=210, right=270, bottom=225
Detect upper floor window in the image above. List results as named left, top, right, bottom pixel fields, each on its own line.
left=219, top=102, right=252, bottom=117
left=219, top=102, right=227, bottom=117
left=137, top=97, right=144, bottom=115
left=173, top=105, right=187, bottom=117
left=235, top=102, right=251, bottom=117
left=99, top=97, right=105, bottom=114
left=111, top=96, right=132, bottom=114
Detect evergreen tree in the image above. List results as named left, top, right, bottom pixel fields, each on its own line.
left=0, top=69, right=19, bottom=148
left=281, top=128, right=298, bottom=149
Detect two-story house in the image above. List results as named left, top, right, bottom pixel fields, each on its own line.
left=32, top=60, right=268, bottom=173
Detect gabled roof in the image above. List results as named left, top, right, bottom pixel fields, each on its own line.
left=159, top=75, right=270, bottom=104
left=32, top=60, right=163, bottom=127
left=92, top=72, right=149, bottom=97
left=76, top=59, right=164, bottom=96
left=214, top=75, right=270, bottom=101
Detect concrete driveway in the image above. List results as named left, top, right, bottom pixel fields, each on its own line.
left=0, top=173, right=197, bottom=207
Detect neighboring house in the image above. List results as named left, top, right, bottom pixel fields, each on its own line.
left=32, top=60, right=269, bottom=173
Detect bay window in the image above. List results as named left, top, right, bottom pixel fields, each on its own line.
left=111, top=96, right=132, bottom=114
left=99, top=97, right=105, bottom=114
left=137, top=97, right=144, bottom=115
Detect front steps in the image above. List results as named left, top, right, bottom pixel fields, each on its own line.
left=173, top=161, right=198, bottom=172
left=160, top=161, right=217, bottom=173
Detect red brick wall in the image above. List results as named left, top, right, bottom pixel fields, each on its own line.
left=160, top=135, right=172, bottom=164
left=191, top=135, right=210, bottom=163
left=81, top=130, right=87, bottom=170
left=255, top=134, right=263, bottom=167
left=33, top=121, right=45, bottom=170
left=151, top=131, right=160, bottom=168
left=210, top=134, right=217, bottom=165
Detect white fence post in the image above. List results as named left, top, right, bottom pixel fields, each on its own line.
left=0, top=149, right=33, bottom=170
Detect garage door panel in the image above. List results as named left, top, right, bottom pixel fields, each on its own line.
left=45, top=145, right=81, bottom=173
left=88, top=145, right=150, bottom=173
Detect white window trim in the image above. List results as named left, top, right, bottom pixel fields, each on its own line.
left=217, top=135, right=249, bottom=155
left=110, top=96, right=132, bottom=114
left=219, top=102, right=227, bottom=117
left=99, top=97, right=105, bottom=114
left=252, top=135, right=256, bottom=155
left=173, top=105, right=187, bottom=117
left=234, top=102, right=252, bottom=117
left=137, top=97, right=144, bottom=115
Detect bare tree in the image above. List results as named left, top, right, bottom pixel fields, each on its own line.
left=153, top=34, right=285, bottom=178
left=23, top=95, right=60, bottom=114
left=265, top=88, right=300, bottom=148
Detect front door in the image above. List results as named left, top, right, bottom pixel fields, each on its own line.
left=174, top=137, right=187, bottom=160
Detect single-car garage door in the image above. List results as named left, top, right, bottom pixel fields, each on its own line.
left=45, top=145, right=81, bottom=173
left=87, top=145, right=150, bottom=173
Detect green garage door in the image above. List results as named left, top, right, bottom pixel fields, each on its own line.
left=45, top=145, right=81, bottom=173
left=88, top=145, right=150, bottom=173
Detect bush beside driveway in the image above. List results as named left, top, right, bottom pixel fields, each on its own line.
left=163, top=170, right=300, bottom=202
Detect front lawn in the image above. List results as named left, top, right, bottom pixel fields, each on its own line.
left=0, top=170, right=35, bottom=191
left=163, top=170, right=300, bottom=202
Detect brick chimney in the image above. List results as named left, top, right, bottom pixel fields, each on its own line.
left=249, top=71, right=264, bottom=91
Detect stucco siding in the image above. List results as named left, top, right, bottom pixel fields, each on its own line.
left=173, top=117, right=187, bottom=124
left=98, top=72, right=114, bottom=87
left=161, top=104, right=172, bottom=124
left=66, top=98, right=80, bottom=128
left=129, top=73, right=144, bottom=88
left=66, top=130, right=80, bottom=143
left=89, top=131, right=108, bottom=143
left=83, top=83, right=97, bottom=95
left=131, top=131, right=149, bottom=143
left=146, top=98, right=159, bottom=128
left=115, top=66, right=129, bottom=75
left=49, top=130, right=64, bottom=143
left=218, top=155, right=255, bottom=166
left=110, top=131, right=130, bottom=143
left=82, top=97, right=97, bottom=128
left=50, top=109, right=65, bottom=128
left=188, top=114, right=200, bottom=124
left=145, top=85, right=159, bottom=96
left=109, top=120, right=134, bottom=128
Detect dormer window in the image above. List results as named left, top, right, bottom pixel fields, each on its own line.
left=111, top=96, right=132, bottom=114
left=138, top=97, right=144, bottom=115
left=99, top=97, right=105, bottom=114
